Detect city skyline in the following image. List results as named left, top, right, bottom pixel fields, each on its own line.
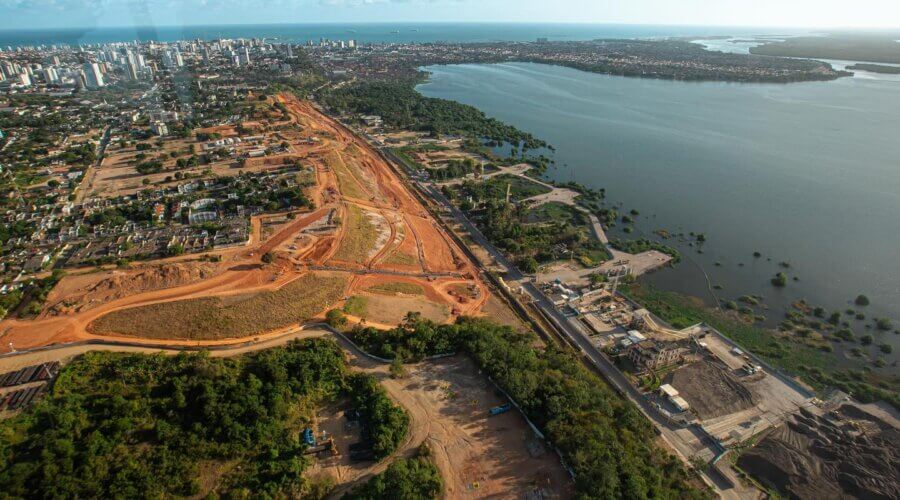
left=0, top=0, right=899, bottom=31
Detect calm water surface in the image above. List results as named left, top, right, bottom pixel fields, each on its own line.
left=0, top=23, right=804, bottom=47
left=418, top=62, right=900, bottom=348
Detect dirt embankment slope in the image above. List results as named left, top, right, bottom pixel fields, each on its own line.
left=738, top=405, right=899, bottom=499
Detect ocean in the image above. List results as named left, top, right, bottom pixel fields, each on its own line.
left=0, top=22, right=808, bottom=47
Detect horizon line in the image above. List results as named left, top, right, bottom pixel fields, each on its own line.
left=1, top=21, right=899, bottom=33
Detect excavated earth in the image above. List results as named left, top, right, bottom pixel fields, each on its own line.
left=737, top=405, right=899, bottom=499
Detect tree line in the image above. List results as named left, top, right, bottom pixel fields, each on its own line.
left=322, top=80, right=546, bottom=151
left=0, top=339, right=407, bottom=498
left=350, top=314, right=708, bottom=499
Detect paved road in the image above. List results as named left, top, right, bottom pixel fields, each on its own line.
left=387, top=149, right=737, bottom=494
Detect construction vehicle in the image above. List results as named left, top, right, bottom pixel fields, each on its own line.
left=489, top=403, right=511, bottom=416
left=302, top=428, right=316, bottom=446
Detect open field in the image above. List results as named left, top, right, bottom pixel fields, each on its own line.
left=384, top=356, right=573, bottom=498
left=348, top=294, right=450, bottom=325
left=330, top=204, right=383, bottom=265
left=365, top=281, right=425, bottom=296
left=89, top=273, right=348, bottom=340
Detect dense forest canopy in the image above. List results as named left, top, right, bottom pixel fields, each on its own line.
left=322, top=80, right=546, bottom=150
left=0, top=339, right=407, bottom=499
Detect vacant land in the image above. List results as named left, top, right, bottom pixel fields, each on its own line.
left=331, top=204, right=380, bottom=264
left=43, top=261, right=222, bottom=315
left=89, top=273, right=347, bottom=340
left=349, top=294, right=450, bottom=325
left=365, top=281, right=424, bottom=296
left=383, top=356, right=573, bottom=498
left=667, top=361, right=755, bottom=420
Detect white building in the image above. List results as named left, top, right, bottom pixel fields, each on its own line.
left=151, top=121, right=168, bottom=136
left=82, top=62, right=104, bottom=88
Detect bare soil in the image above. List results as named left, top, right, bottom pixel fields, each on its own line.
left=737, top=405, right=899, bottom=499
left=44, top=262, right=222, bottom=316
left=667, top=361, right=755, bottom=420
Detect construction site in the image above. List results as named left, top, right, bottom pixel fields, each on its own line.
left=0, top=93, right=488, bottom=350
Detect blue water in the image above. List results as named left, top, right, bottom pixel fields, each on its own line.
left=418, top=62, right=900, bottom=356
left=0, top=23, right=809, bottom=47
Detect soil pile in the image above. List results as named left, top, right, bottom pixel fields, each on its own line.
left=738, top=405, right=899, bottom=499
left=667, top=361, right=755, bottom=420
left=48, top=263, right=220, bottom=315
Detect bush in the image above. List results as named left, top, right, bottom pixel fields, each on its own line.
left=343, top=457, right=442, bottom=500
left=347, top=374, right=409, bottom=459
left=771, top=272, right=788, bottom=287
left=855, top=294, right=870, bottom=306
left=325, top=309, right=347, bottom=329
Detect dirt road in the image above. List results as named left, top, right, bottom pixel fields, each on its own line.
left=0, top=94, right=487, bottom=351
left=0, top=326, right=572, bottom=499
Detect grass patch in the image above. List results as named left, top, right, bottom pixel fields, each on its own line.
left=343, top=296, right=368, bottom=316
left=332, top=204, right=379, bottom=264
left=486, top=174, right=551, bottom=201
left=528, top=201, right=578, bottom=223
left=366, top=282, right=424, bottom=296
left=327, top=151, right=368, bottom=200
left=90, top=273, right=347, bottom=340
left=382, top=250, right=418, bottom=266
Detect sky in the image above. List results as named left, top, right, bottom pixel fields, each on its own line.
left=0, top=0, right=899, bottom=31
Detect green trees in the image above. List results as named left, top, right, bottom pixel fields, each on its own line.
left=344, top=456, right=443, bottom=500
left=348, top=315, right=704, bottom=499
left=0, top=339, right=408, bottom=498
left=326, top=308, right=348, bottom=328
left=347, top=374, right=409, bottom=459
left=322, top=81, right=545, bottom=150
left=350, top=312, right=455, bottom=361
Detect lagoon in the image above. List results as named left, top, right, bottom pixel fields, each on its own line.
left=418, top=62, right=900, bottom=341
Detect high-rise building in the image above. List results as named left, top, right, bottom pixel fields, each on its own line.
left=1, top=60, right=15, bottom=79
left=286, top=44, right=294, bottom=58
left=42, top=67, right=59, bottom=84
left=82, top=62, right=104, bottom=88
